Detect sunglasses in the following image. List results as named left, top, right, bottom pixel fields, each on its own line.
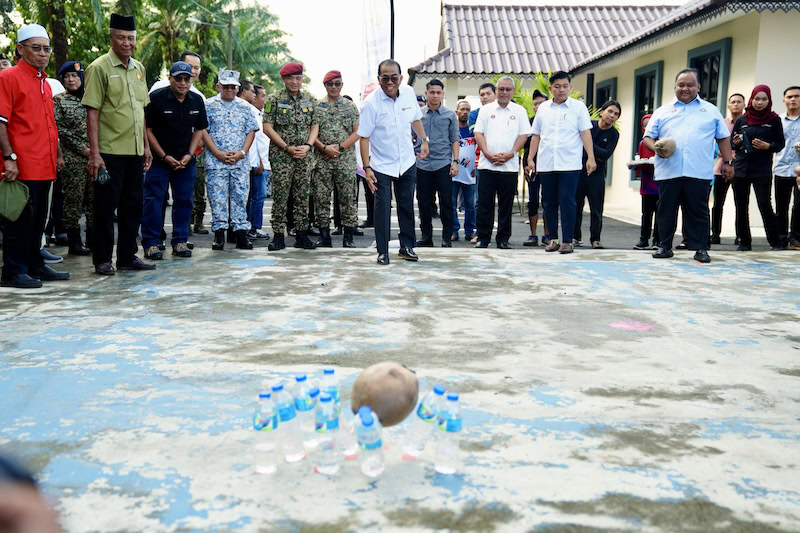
left=221, top=85, right=238, bottom=90
left=324, top=81, right=343, bottom=87
left=20, top=43, right=52, bottom=54
left=379, top=75, right=400, bottom=83
left=173, top=75, right=191, bottom=83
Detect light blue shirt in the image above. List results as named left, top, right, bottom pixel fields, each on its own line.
left=644, top=96, right=729, bottom=181
left=773, top=114, right=800, bottom=177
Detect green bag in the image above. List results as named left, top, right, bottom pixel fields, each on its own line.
left=0, top=180, right=30, bottom=222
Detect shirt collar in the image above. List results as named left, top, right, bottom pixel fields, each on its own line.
left=551, top=98, right=570, bottom=108
left=424, top=105, right=442, bottom=115
left=671, top=95, right=701, bottom=106
left=108, top=48, right=134, bottom=69
left=18, top=59, right=46, bottom=78
left=781, top=113, right=800, bottom=122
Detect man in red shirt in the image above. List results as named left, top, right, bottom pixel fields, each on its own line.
left=0, top=24, right=68, bottom=288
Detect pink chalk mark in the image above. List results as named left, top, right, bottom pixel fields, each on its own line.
left=402, top=454, right=418, bottom=462
left=609, top=321, right=655, bottom=331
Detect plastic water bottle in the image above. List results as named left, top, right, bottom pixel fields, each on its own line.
left=321, top=368, right=340, bottom=411
left=434, top=393, right=462, bottom=474
left=314, top=393, right=340, bottom=475
left=403, top=384, right=446, bottom=457
left=356, top=406, right=385, bottom=478
left=293, top=375, right=319, bottom=448
left=338, top=409, right=359, bottom=458
left=272, top=384, right=305, bottom=463
left=253, top=391, right=279, bottom=474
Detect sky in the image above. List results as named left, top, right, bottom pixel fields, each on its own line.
left=261, top=0, right=688, bottom=100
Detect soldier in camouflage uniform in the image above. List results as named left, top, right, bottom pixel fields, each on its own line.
left=191, top=150, right=208, bottom=233
left=262, top=61, right=319, bottom=251
left=311, top=70, right=360, bottom=248
left=54, top=61, right=93, bottom=256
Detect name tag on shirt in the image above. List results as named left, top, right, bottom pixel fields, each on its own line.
left=189, top=110, right=199, bottom=115
left=110, top=74, right=121, bottom=79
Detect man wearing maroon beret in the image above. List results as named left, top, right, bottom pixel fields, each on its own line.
left=262, top=61, right=319, bottom=250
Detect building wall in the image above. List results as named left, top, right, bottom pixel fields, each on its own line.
left=754, top=11, right=800, bottom=100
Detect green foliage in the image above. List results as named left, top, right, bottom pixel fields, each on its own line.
left=492, top=71, right=582, bottom=119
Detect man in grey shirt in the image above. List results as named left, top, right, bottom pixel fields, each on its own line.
left=416, top=79, right=460, bottom=247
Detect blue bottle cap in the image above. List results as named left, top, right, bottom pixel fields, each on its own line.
left=360, top=411, right=374, bottom=426
left=447, top=393, right=459, bottom=401
left=295, top=374, right=307, bottom=382
left=357, top=406, right=371, bottom=417
left=323, top=368, right=335, bottom=375
left=258, top=391, right=271, bottom=399
left=433, top=384, right=446, bottom=395
left=271, top=384, right=284, bottom=392
left=309, top=387, right=320, bottom=398
left=320, top=393, right=332, bottom=402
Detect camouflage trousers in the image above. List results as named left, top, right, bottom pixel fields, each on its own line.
left=270, top=156, right=312, bottom=234
left=313, top=163, right=357, bottom=228
left=206, top=167, right=251, bottom=232
left=61, top=151, right=93, bottom=231
left=192, top=151, right=207, bottom=221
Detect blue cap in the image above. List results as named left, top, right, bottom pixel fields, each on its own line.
left=309, top=387, right=320, bottom=398
left=169, top=61, right=193, bottom=77
left=357, top=406, right=371, bottom=417
left=360, top=411, right=374, bottom=426
left=323, top=368, right=334, bottom=375
left=320, top=393, right=332, bottom=402
left=271, top=384, right=283, bottom=392
left=295, top=374, right=307, bottom=383
left=447, top=393, right=459, bottom=401
left=258, top=391, right=271, bottom=399
left=433, top=385, right=445, bottom=395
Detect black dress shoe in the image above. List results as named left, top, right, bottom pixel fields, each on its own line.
left=736, top=244, right=752, bottom=251
left=474, top=241, right=489, bottom=248
left=694, top=249, right=711, bottom=263
left=441, top=241, right=452, bottom=248
left=710, top=235, right=721, bottom=245
left=398, top=247, right=419, bottom=261
left=415, top=239, right=434, bottom=247
left=331, top=227, right=343, bottom=236
left=496, top=241, right=511, bottom=249
left=353, top=227, right=364, bottom=236
left=1, top=273, right=43, bottom=288
left=116, top=257, right=156, bottom=270
left=358, top=221, right=374, bottom=229
left=30, top=265, right=70, bottom=281
left=377, top=253, right=389, bottom=265
left=652, top=247, right=674, bottom=259
left=94, top=262, right=115, bottom=276
left=676, top=241, right=688, bottom=250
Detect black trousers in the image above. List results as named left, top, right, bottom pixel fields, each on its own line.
left=45, top=175, right=64, bottom=237
left=1, top=180, right=50, bottom=279
left=416, top=165, right=454, bottom=243
left=711, top=175, right=735, bottom=239
left=92, top=154, right=144, bottom=266
left=733, top=176, right=780, bottom=247
left=656, top=177, right=710, bottom=251
left=476, top=170, right=516, bottom=244
left=574, top=173, right=604, bottom=242
left=775, top=175, right=800, bottom=244
left=374, top=166, right=416, bottom=255
left=640, top=194, right=660, bottom=243
left=358, top=175, right=375, bottom=225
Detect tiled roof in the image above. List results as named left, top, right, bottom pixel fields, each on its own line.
left=409, top=4, right=678, bottom=77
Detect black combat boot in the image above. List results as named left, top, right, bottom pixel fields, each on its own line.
left=268, top=232, right=286, bottom=251
left=85, top=228, right=93, bottom=251
left=235, top=230, right=253, bottom=249
left=212, top=229, right=225, bottom=250
left=316, top=228, right=332, bottom=248
left=67, top=228, right=90, bottom=256
left=227, top=227, right=235, bottom=243
left=294, top=230, right=317, bottom=249
left=343, top=227, right=356, bottom=248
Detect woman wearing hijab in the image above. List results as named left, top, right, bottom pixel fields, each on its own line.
left=731, top=85, right=785, bottom=250
left=54, top=61, right=93, bottom=255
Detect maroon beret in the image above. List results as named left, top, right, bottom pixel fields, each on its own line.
left=323, top=70, right=342, bottom=84
left=279, top=62, right=303, bottom=77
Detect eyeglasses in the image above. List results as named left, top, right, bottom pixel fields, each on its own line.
left=221, top=85, right=238, bottom=90
left=497, top=87, right=514, bottom=92
left=20, top=43, right=52, bottom=54
left=379, top=75, right=400, bottom=83
left=324, top=81, right=343, bottom=87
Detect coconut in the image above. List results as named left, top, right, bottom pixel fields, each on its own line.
left=654, top=138, right=677, bottom=158
left=351, top=362, right=419, bottom=427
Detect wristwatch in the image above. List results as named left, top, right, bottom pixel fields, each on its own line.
left=423, top=136, right=430, bottom=143
left=305, top=143, right=313, bottom=150
left=4, top=152, right=17, bottom=161
left=724, top=159, right=733, bottom=166
left=363, top=165, right=372, bottom=172
left=338, top=143, right=344, bottom=152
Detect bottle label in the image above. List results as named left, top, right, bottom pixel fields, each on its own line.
left=362, top=438, right=382, bottom=450
left=278, top=405, right=296, bottom=422
left=416, top=402, right=436, bottom=422
left=327, top=417, right=339, bottom=431
left=327, top=387, right=340, bottom=403
left=253, top=413, right=276, bottom=431
left=315, top=417, right=326, bottom=433
left=439, top=418, right=462, bottom=433
left=294, top=396, right=315, bottom=412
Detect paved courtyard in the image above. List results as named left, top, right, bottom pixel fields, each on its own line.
left=2, top=205, right=800, bottom=532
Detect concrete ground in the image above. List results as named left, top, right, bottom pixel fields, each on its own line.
left=1, top=197, right=799, bottom=532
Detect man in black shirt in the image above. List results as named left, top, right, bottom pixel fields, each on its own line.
left=141, top=61, right=208, bottom=259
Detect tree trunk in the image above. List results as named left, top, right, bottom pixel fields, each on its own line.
left=46, top=0, right=68, bottom=70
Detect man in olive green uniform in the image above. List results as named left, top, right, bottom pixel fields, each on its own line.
left=262, top=61, right=319, bottom=250
left=82, top=13, right=154, bottom=275
left=311, top=70, right=360, bottom=248
left=54, top=60, right=93, bottom=256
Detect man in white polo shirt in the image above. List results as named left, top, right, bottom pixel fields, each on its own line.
left=473, top=76, right=532, bottom=248
left=526, top=71, right=596, bottom=254
left=358, top=59, right=429, bottom=265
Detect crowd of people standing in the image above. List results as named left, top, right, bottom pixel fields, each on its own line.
left=1, top=15, right=799, bottom=288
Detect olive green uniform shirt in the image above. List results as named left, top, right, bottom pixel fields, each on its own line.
left=263, top=88, right=318, bottom=148
left=82, top=48, right=149, bottom=156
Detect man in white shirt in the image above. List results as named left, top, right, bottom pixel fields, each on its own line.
left=526, top=71, right=596, bottom=254
left=358, top=59, right=429, bottom=265
left=247, top=84, right=271, bottom=240
left=473, top=76, right=532, bottom=249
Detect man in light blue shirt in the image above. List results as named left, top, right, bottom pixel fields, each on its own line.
left=773, top=86, right=800, bottom=249
left=643, top=68, right=733, bottom=263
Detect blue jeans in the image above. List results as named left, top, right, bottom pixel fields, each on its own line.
left=452, top=181, right=476, bottom=236
left=247, top=170, right=268, bottom=229
left=142, top=161, right=196, bottom=248
left=540, top=170, right=580, bottom=243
